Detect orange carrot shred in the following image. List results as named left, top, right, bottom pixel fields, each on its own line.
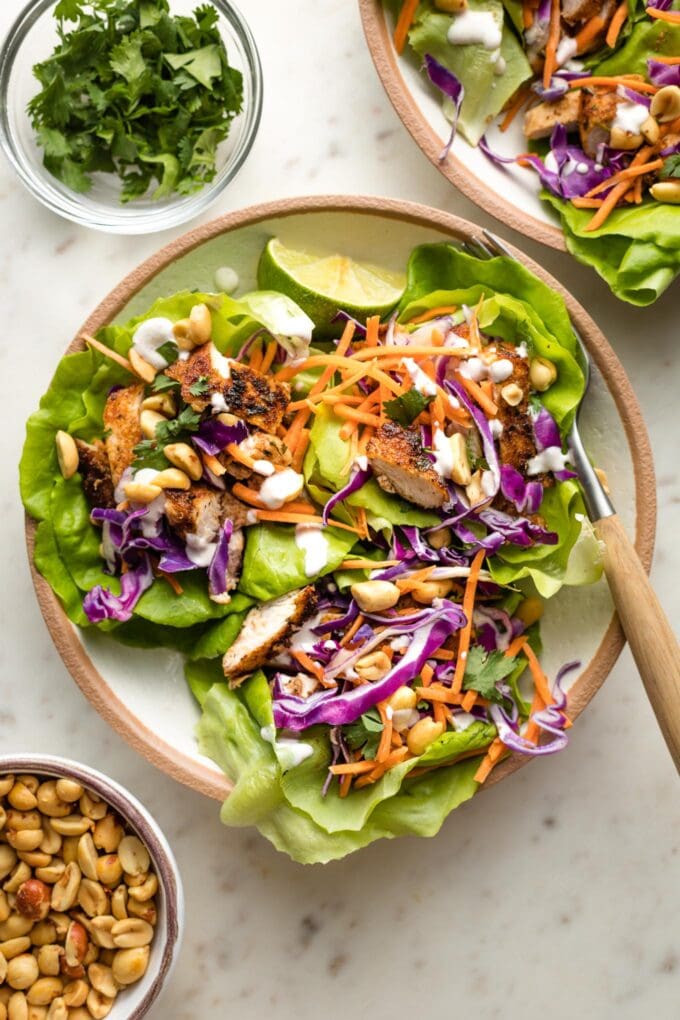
left=406, top=305, right=458, bottom=325
left=646, top=6, right=680, bottom=21
left=394, top=0, right=419, bottom=53
left=452, top=549, right=486, bottom=693
left=605, top=1, right=628, bottom=47
left=260, top=341, right=278, bottom=375
left=543, top=0, right=561, bottom=87
left=340, top=614, right=366, bottom=648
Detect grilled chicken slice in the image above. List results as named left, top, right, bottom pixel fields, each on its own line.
left=222, top=586, right=319, bottom=684
left=494, top=344, right=538, bottom=477
left=166, top=344, right=290, bottom=434
left=562, top=0, right=601, bottom=25
left=223, top=527, right=245, bottom=597
left=221, top=431, right=293, bottom=480
left=367, top=422, right=448, bottom=509
left=164, top=486, right=250, bottom=540
left=524, top=91, right=582, bottom=141
left=579, top=90, right=621, bottom=157
left=75, top=439, right=115, bottom=509
left=102, top=384, right=144, bottom=486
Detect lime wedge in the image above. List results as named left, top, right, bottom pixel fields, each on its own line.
left=257, top=238, right=406, bottom=335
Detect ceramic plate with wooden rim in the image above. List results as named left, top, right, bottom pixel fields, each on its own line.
left=359, top=0, right=568, bottom=251
left=24, top=195, right=654, bottom=802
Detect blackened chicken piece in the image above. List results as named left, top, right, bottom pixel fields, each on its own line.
left=524, top=90, right=583, bottom=141
left=579, top=90, right=621, bottom=158
left=164, top=486, right=250, bottom=540
left=494, top=344, right=538, bottom=477
left=166, top=343, right=290, bottom=434
left=102, top=383, right=144, bottom=486
left=75, top=439, right=115, bottom=509
left=221, top=431, right=293, bottom=480
left=222, top=586, right=319, bottom=684
left=367, top=422, right=448, bottom=509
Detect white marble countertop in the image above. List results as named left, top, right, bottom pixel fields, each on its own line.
left=1, top=1, right=679, bottom=1017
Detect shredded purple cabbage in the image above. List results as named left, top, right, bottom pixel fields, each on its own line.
left=647, top=58, right=680, bottom=87
left=193, top=418, right=248, bottom=457
left=208, top=521, right=233, bottom=599
left=500, top=464, right=543, bottom=515
left=423, top=54, right=465, bottom=161
left=322, top=466, right=372, bottom=526
left=83, top=555, right=154, bottom=623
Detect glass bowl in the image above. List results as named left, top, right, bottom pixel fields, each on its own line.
left=0, top=0, right=263, bottom=234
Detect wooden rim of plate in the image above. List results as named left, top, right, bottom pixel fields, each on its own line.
left=25, top=194, right=655, bottom=802
left=358, top=0, right=567, bottom=252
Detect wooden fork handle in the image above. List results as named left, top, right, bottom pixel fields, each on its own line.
left=595, top=514, right=680, bottom=772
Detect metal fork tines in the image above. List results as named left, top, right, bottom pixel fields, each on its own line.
left=459, top=230, right=614, bottom=522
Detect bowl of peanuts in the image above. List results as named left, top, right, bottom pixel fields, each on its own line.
left=0, top=756, right=183, bottom=1020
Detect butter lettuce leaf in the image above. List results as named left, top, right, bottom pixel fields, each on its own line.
left=408, top=3, right=532, bottom=146
left=239, top=523, right=358, bottom=602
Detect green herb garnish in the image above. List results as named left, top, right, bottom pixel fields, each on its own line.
left=29, top=0, right=244, bottom=202
left=461, top=647, right=517, bottom=704
left=660, top=155, right=680, bottom=181
left=384, top=387, right=434, bottom=426
left=156, top=341, right=179, bottom=366
left=343, top=709, right=384, bottom=761
left=132, top=406, right=201, bottom=469
left=150, top=374, right=181, bottom=393
left=189, top=375, right=210, bottom=396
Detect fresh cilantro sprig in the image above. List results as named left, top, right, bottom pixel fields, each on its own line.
left=343, top=709, right=384, bottom=761
left=461, top=647, right=518, bottom=704
left=660, top=154, right=680, bottom=181
left=189, top=375, right=210, bottom=396
left=150, top=374, right=180, bottom=394
left=132, top=406, right=201, bottom=470
left=384, top=387, right=434, bottom=426
left=29, top=0, right=244, bottom=202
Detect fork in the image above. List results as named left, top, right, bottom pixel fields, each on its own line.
left=462, top=230, right=680, bottom=772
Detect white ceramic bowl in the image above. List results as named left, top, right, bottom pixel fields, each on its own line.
left=0, top=754, right=184, bottom=1019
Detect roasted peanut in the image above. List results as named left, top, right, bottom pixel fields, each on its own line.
left=92, top=818, right=123, bottom=856
left=127, top=874, right=157, bottom=903
left=6, top=954, right=39, bottom=991
left=86, top=988, right=114, bottom=1019
left=61, top=980, right=88, bottom=1008
left=189, top=302, right=212, bottom=345
left=110, top=887, right=127, bottom=921
left=36, top=946, right=62, bottom=978
left=59, top=840, right=78, bottom=868
left=111, top=918, right=153, bottom=948
left=112, top=946, right=149, bottom=986
left=78, top=795, right=106, bottom=824
left=0, top=938, right=32, bottom=960
left=6, top=833, right=43, bottom=855
left=26, top=978, right=63, bottom=1006
left=650, top=84, right=680, bottom=123
left=7, top=992, right=28, bottom=1020
left=411, top=579, right=453, bottom=605
left=87, top=964, right=117, bottom=999
left=7, top=786, right=37, bottom=814
left=16, top=855, right=51, bottom=872
left=50, top=864, right=81, bottom=913
left=529, top=357, right=557, bottom=392
left=650, top=180, right=680, bottom=204
left=30, top=922, right=57, bottom=948
left=0, top=890, right=10, bottom=923
left=54, top=433, right=79, bottom=481
left=126, top=898, right=157, bottom=926
left=52, top=783, right=81, bottom=807
left=0, top=846, right=18, bottom=881
left=355, top=651, right=392, bottom=682
left=45, top=999, right=67, bottom=1020
left=0, top=778, right=15, bottom=799
left=152, top=468, right=191, bottom=491
left=6, top=813, right=41, bottom=833
left=35, top=787, right=69, bottom=822
left=0, top=915, right=34, bottom=940
left=95, top=857, right=122, bottom=890
left=75, top=836, right=98, bottom=883
left=117, top=838, right=149, bottom=879
left=407, top=718, right=445, bottom=756
left=350, top=580, right=400, bottom=613
left=88, top=917, right=116, bottom=950
left=48, top=818, right=91, bottom=840
left=162, top=442, right=203, bottom=481
left=15, top=882, right=50, bottom=921
left=123, top=480, right=162, bottom=506
left=500, top=382, right=523, bottom=407
left=64, top=922, right=88, bottom=967
left=141, top=392, right=176, bottom=416
left=128, top=349, right=156, bottom=384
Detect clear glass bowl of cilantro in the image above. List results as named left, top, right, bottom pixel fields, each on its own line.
left=0, top=0, right=262, bottom=233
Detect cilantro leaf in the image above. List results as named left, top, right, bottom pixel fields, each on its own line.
left=29, top=0, right=244, bottom=202
left=343, top=709, right=384, bottom=761
left=462, top=647, right=517, bottom=703
left=660, top=155, right=680, bottom=182
left=150, top=374, right=180, bottom=393
left=188, top=375, right=210, bottom=397
left=384, top=387, right=434, bottom=426
left=132, top=406, right=201, bottom=469
left=156, top=340, right=179, bottom=365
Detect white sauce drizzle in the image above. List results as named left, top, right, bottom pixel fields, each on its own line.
left=488, top=358, right=513, bottom=383
left=295, top=524, right=329, bottom=577
left=131, top=318, right=177, bottom=370
left=184, top=532, right=218, bottom=568
left=258, top=468, right=304, bottom=509
left=260, top=725, right=313, bottom=771
left=447, top=9, right=502, bottom=49
left=209, top=343, right=233, bottom=380
left=403, top=357, right=438, bottom=396
left=432, top=428, right=454, bottom=480
left=252, top=460, right=275, bottom=477
left=555, top=36, right=577, bottom=67
left=211, top=393, right=229, bottom=413
left=612, top=99, right=649, bottom=136
left=214, top=266, right=239, bottom=294
left=527, top=447, right=571, bottom=475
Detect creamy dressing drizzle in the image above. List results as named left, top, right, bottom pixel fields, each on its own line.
left=432, top=428, right=454, bottom=479
left=447, top=9, right=502, bottom=49
left=214, top=266, right=239, bottom=294
left=259, top=468, right=304, bottom=509
left=612, top=99, right=649, bottom=136
left=403, top=357, right=438, bottom=396
left=260, top=725, right=313, bottom=771
left=184, top=532, right=218, bottom=568
left=527, top=447, right=571, bottom=475
left=131, top=317, right=177, bottom=370
left=295, top=524, right=329, bottom=577
left=209, top=343, right=233, bottom=380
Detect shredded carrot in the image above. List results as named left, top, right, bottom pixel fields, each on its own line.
left=81, top=334, right=134, bottom=375
left=654, top=55, right=680, bottom=64
left=365, top=315, right=381, bottom=346
left=376, top=703, right=393, bottom=763
left=543, top=0, right=561, bottom=87
left=433, top=702, right=447, bottom=726
left=522, top=690, right=545, bottom=746
left=394, top=0, right=419, bottom=53
left=231, top=483, right=265, bottom=508
left=523, top=643, right=554, bottom=706
left=407, top=305, right=458, bottom=325
left=504, top=634, right=528, bottom=660
left=452, top=549, right=486, bottom=693
left=334, top=404, right=383, bottom=428
left=568, top=76, right=658, bottom=93
left=248, top=343, right=264, bottom=372
left=461, top=689, right=477, bottom=712
left=523, top=0, right=534, bottom=29
left=339, top=614, right=365, bottom=648
left=282, top=410, right=311, bottom=455
left=605, top=1, right=628, bottom=47
left=474, top=737, right=505, bottom=783
left=201, top=452, right=226, bottom=477
left=584, top=145, right=653, bottom=230
left=291, top=430, right=310, bottom=472
left=396, top=565, right=436, bottom=594
left=584, top=157, right=663, bottom=198
left=646, top=6, right=680, bottom=21
left=457, top=373, right=498, bottom=418
left=571, top=198, right=605, bottom=208
left=421, top=662, right=435, bottom=687
left=260, top=341, right=278, bottom=375
left=500, top=87, right=530, bottom=132
left=339, top=774, right=352, bottom=797
left=254, top=511, right=361, bottom=535
left=575, top=13, right=607, bottom=51
left=291, top=649, right=324, bottom=683
left=225, top=443, right=256, bottom=469
left=159, top=571, right=183, bottom=595
left=356, top=506, right=368, bottom=539
left=430, top=647, right=455, bottom=661
left=329, top=761, right=379, bottom=776
left=633, top=174, right=643, bottom=203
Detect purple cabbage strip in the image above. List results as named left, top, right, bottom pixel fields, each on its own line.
left=532, top=407, right=576, bottom=481
left=332, top=310, right=368, bottom=338
left=531, top=77, right=569, bottom=102
left=646, top=0, right=673, bottom=8
left=446, top=378, right=500, bottom=495
left=273, top=602, right=467, bottom=730
left=500, top=464, right=543, bottom=515
left=617, top=88, right=651, bottom=109
left=321, top=466, right=372, bottom=526
left=193, top=418, right=248, bottom=457
left=423, top=54, right=465, bottom=161
left=208, top=521, right=233, bottom=598
left=648, top=58, right=680, bottom=88
left=83, top=555, right=154, bottom=624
